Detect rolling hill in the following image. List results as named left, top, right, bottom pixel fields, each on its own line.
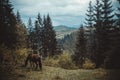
left=54, top=25, right=78, bottom=39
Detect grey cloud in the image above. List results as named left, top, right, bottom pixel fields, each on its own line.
left=10, top=0, right=117, bottom=27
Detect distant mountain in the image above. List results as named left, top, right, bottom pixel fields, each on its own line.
left=54, top=25, right=78, bottom=39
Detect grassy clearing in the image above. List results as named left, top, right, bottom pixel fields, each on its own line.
left=15, top=66, right=106, bottom=80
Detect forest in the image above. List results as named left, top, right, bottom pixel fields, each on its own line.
left=0, top=0, right=120, bottom=80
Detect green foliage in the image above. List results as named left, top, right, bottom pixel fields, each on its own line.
left=43, top=53, right=77, bottom=69
left=43, top=56, right=59, bottom=67
left=14, top=48, right=28, bottom=64
left=58, top=53, right=77, bottom=69
left=73, top=26, right=87, bottom=67
left=0, top=0, right=18, bottom=48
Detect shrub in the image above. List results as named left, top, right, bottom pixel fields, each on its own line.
left=43, top=56, right=59, bottom=67
left=43, top=53, right=77, bottom=69
left=82, top=59, right=96, bottom=69
left=14, top=48, right=28, bottom=64
left=58, top=53, right=77, bottom=69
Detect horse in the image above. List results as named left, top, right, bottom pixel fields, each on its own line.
left=24, top=51, right=42, bottom=70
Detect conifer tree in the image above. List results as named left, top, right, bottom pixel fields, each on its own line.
left=85, top=1, right=94, bottom=27
left=104, top=0, right=120, bottom=69
left=101, top=0, right=114, bottom=68
left=15, top=11, right=27, bottom=48
left=116, top=0, right=120, bottom=28
left=91, top=0, right=104, bottom=67
left=0, top=0, right=17, bottom=48
left=46, top=14, right=57, bottom=56
left=27, top=18, right=34, bottom=49
left=73, top=25, right=87, bottom=67
left=36, top=13, right=43, bottom=50
left=85, top=1, right=95, bottom=59
left=16, top=11, right=22, bottom=23
left=42, top=14, right=57, bottom=57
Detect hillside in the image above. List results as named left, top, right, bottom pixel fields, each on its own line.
left=54, top=25, right=78, bottom=39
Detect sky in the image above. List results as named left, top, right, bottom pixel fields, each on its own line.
left=10, top=0, right=118, bottom=28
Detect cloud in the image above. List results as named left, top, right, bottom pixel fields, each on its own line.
left=10, top=0, right=117, bottom=27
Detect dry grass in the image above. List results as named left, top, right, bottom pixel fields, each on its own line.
left=82, top=59, right=96, bottom=69
left=14, top=66, right=107, bottom=80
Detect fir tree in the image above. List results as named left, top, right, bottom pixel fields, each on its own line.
left=36, top=13, right=43, bottom=50
left=0, top=0, right=17, bottom=48
left=46, top=14, right=57, bottom=56
left=15, top=11, right=27, bottom=48
left=116, top=0, right=120, bottom=28
left=85, top=1, right=94, bottom=27
left=42, top=14, right=57, bottom=57
left=16, top=10, right=22, bottom=23
left=101, top=0, right=114, bottom=68
left=73, top=25, right=87, bottom=67
left=85, top=1, right=94, bottom=59
left=27, top=18, right=34, bottom=49
left=91, top=0, right=104, bottom=68
left=104, top=0, right=120, bottom=69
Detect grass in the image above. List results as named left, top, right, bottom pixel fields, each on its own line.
left=15, top=66, right=106, bottom=80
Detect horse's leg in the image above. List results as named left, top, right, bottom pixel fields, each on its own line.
left=29, top=61, right=32, bottom=69
left=39, top=58, right=42, bottom=70
left=32, top=61, right=34, bottom=69
left=35, top=61, right=38, bottom=70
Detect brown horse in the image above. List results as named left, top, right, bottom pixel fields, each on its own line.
left=25, top=52, right=42, bottom=70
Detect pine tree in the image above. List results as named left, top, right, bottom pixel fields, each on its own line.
left=85, top=1, right=94, bottom=27
left=102, top=0, right=114, bottom=28
left=15, top=11, right=27, bottom=48
left=101, top=0, right=114, bottom=68
left=42, top=14, right=57, bottom=57
left=36, top=13, right=43, bottom=50
left=16, top=10, right=22, bottom=23
left=91, top=0, right=104, bottom=68
left=27, top=18, right=34, bottom=49
left=116, top=0, right=120, bottom=28
left=0, top=0, right=17, bottom=48
left=104, top=0, right=120, bottom=69
left=73, top=25, right=87, bottom=67
left=46, top=14, right=57, bottom=56
left=85, top=1, right=95, bottom=59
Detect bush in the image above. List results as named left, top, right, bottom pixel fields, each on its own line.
left=58, top=53, right=77, bottom=69
left=0, top=44, right=14, bottom=64
left=14, top=48, right=28, bottom=64
left=43, top=56, right=59, bottom=67
left=43, top=53, right=77, bottom=69
left=82, top=59, right=96, bottom=69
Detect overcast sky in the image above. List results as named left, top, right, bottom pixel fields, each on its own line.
left=10, top=0, right=118, bottom=27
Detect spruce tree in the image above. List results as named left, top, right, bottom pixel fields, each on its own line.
left=85, top=1, right=94, bottom=27
left=104, top=0, right=120, bottom=69
left=73, top=25, right=87, bottom=67
left=16, top=11, right=27, bottom=48
left=36, top=13, right=43, bottom=50
left=116, top=0, right=120, bottom=28
left=85, top=1, right=95, bottom=59
left=27, top=18, right=34, bottom=49
left=16, top=11, right=22, bottom=23
left=0, top=0, right=17, bottom=48
left=92, top=0, right=104, bottom=68
left=42, top=14, right=57, bottom=57
left=101, top=0, right=114, bottom=68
